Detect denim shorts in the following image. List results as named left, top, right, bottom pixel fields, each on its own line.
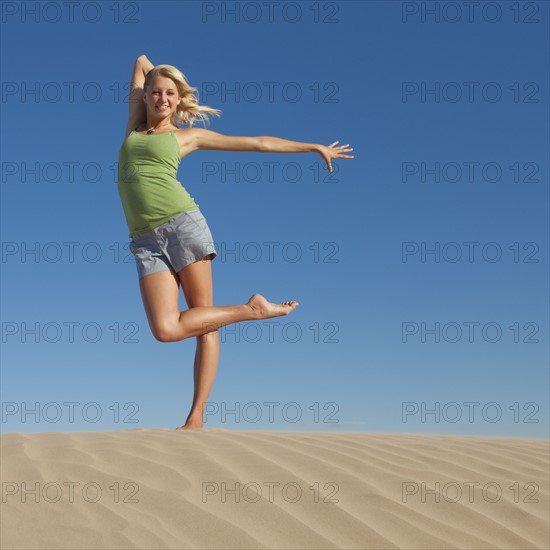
left=129, top=209, right=217, bottom=279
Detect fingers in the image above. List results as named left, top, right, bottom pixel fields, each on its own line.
left=330, top=142, right=353, bottom=152
left=331, top=154, right=354, bottom=161
left=325, top=141, right=355, bottom=167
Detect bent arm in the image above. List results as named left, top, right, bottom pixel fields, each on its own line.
left=189, top=128, right=320, bottom=154
left=126, top=55, right=155, bottom=135
left=137, top=54, right=154, bottom=75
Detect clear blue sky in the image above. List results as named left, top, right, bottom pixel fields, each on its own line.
left=1, top=1, right=548, bottom=437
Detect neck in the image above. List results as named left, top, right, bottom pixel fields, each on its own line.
left=145, top=115, right=174, bottom=132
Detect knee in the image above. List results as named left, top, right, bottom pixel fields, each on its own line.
left=153, top=329, right=172, bottom=343
left=153, top=318, right=197, bottom=343
left=152, top=321, right=177, bottom=343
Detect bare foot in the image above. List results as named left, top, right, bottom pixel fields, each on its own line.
left=176, top=422, right=202, bottom=431
left=246, top=293, right=299, bottom=320
left=176, top=413, right=203, bottom=431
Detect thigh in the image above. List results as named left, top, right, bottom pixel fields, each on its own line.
left=166, top=210, right=217, bottom=275
left=130, top=235, right=175, bottom=280
left=138, top=269, right=181, bottom=340
left=177, top=257, right=214, bottom=308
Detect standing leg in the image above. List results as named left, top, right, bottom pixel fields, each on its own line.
left=184, top=332, right=219, bottom=429
left=176, top=257, right=219, bottom=429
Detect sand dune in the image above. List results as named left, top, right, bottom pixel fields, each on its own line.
left=1, top=429, right=548, bottom=549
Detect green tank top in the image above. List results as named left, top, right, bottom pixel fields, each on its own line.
left=117, top=128, right=199, bottom=238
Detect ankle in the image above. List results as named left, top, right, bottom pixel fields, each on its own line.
left=244, top=303, right=260, bottom=321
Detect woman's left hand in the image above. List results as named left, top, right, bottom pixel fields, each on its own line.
left=318, top=141, right=354, bottom=173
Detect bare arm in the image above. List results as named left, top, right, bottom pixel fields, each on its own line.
left=186, top=128, right=353, bottom=173
left=189, top=128, right=319, bottom=153
left=257, top=135, right=320, bottom=153
left=137, top=54, right=154, bottom=74
left=125, top=55, right=155, bottom=136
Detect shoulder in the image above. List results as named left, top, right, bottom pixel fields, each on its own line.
left=177, top=127, right=226, bottom=149
left=123, top=122, right=141, bottom=141
left=174, top=127, right=213, bottom=138
left=173, top=127, right=202, bottom=159
left=173, top=127, right=211, bottom=149
left=173, top=128, right=226, bottom=157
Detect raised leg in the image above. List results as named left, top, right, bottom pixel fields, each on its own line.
left=137, top=268, right=299, bottom=343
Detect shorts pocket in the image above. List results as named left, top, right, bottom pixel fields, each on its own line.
left=129, top=239, right=147, bottom=255
left=187, top=210, right=208, bottom=231
left=173, top=209, right=204, bottom=232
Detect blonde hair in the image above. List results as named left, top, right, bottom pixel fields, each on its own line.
left=144, top=64, right=222, bottom=128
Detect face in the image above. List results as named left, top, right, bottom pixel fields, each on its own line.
left=143, top=75, right=180, bottom=119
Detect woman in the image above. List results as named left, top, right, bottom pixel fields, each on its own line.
left=118, top=55, right=354, bottom=430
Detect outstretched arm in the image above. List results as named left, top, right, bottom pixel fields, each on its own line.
left=187, top=128, right=354, bottom=173
left=259, top=136, right=354, bottom=173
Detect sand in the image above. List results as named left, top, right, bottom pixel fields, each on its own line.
left=1, top=429, right=548, bottom=549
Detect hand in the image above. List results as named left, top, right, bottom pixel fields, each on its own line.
left=318, top=141, right=354, bottom=173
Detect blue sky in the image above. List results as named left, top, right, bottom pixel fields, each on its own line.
left=1, top=0, right=548, bottom=437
